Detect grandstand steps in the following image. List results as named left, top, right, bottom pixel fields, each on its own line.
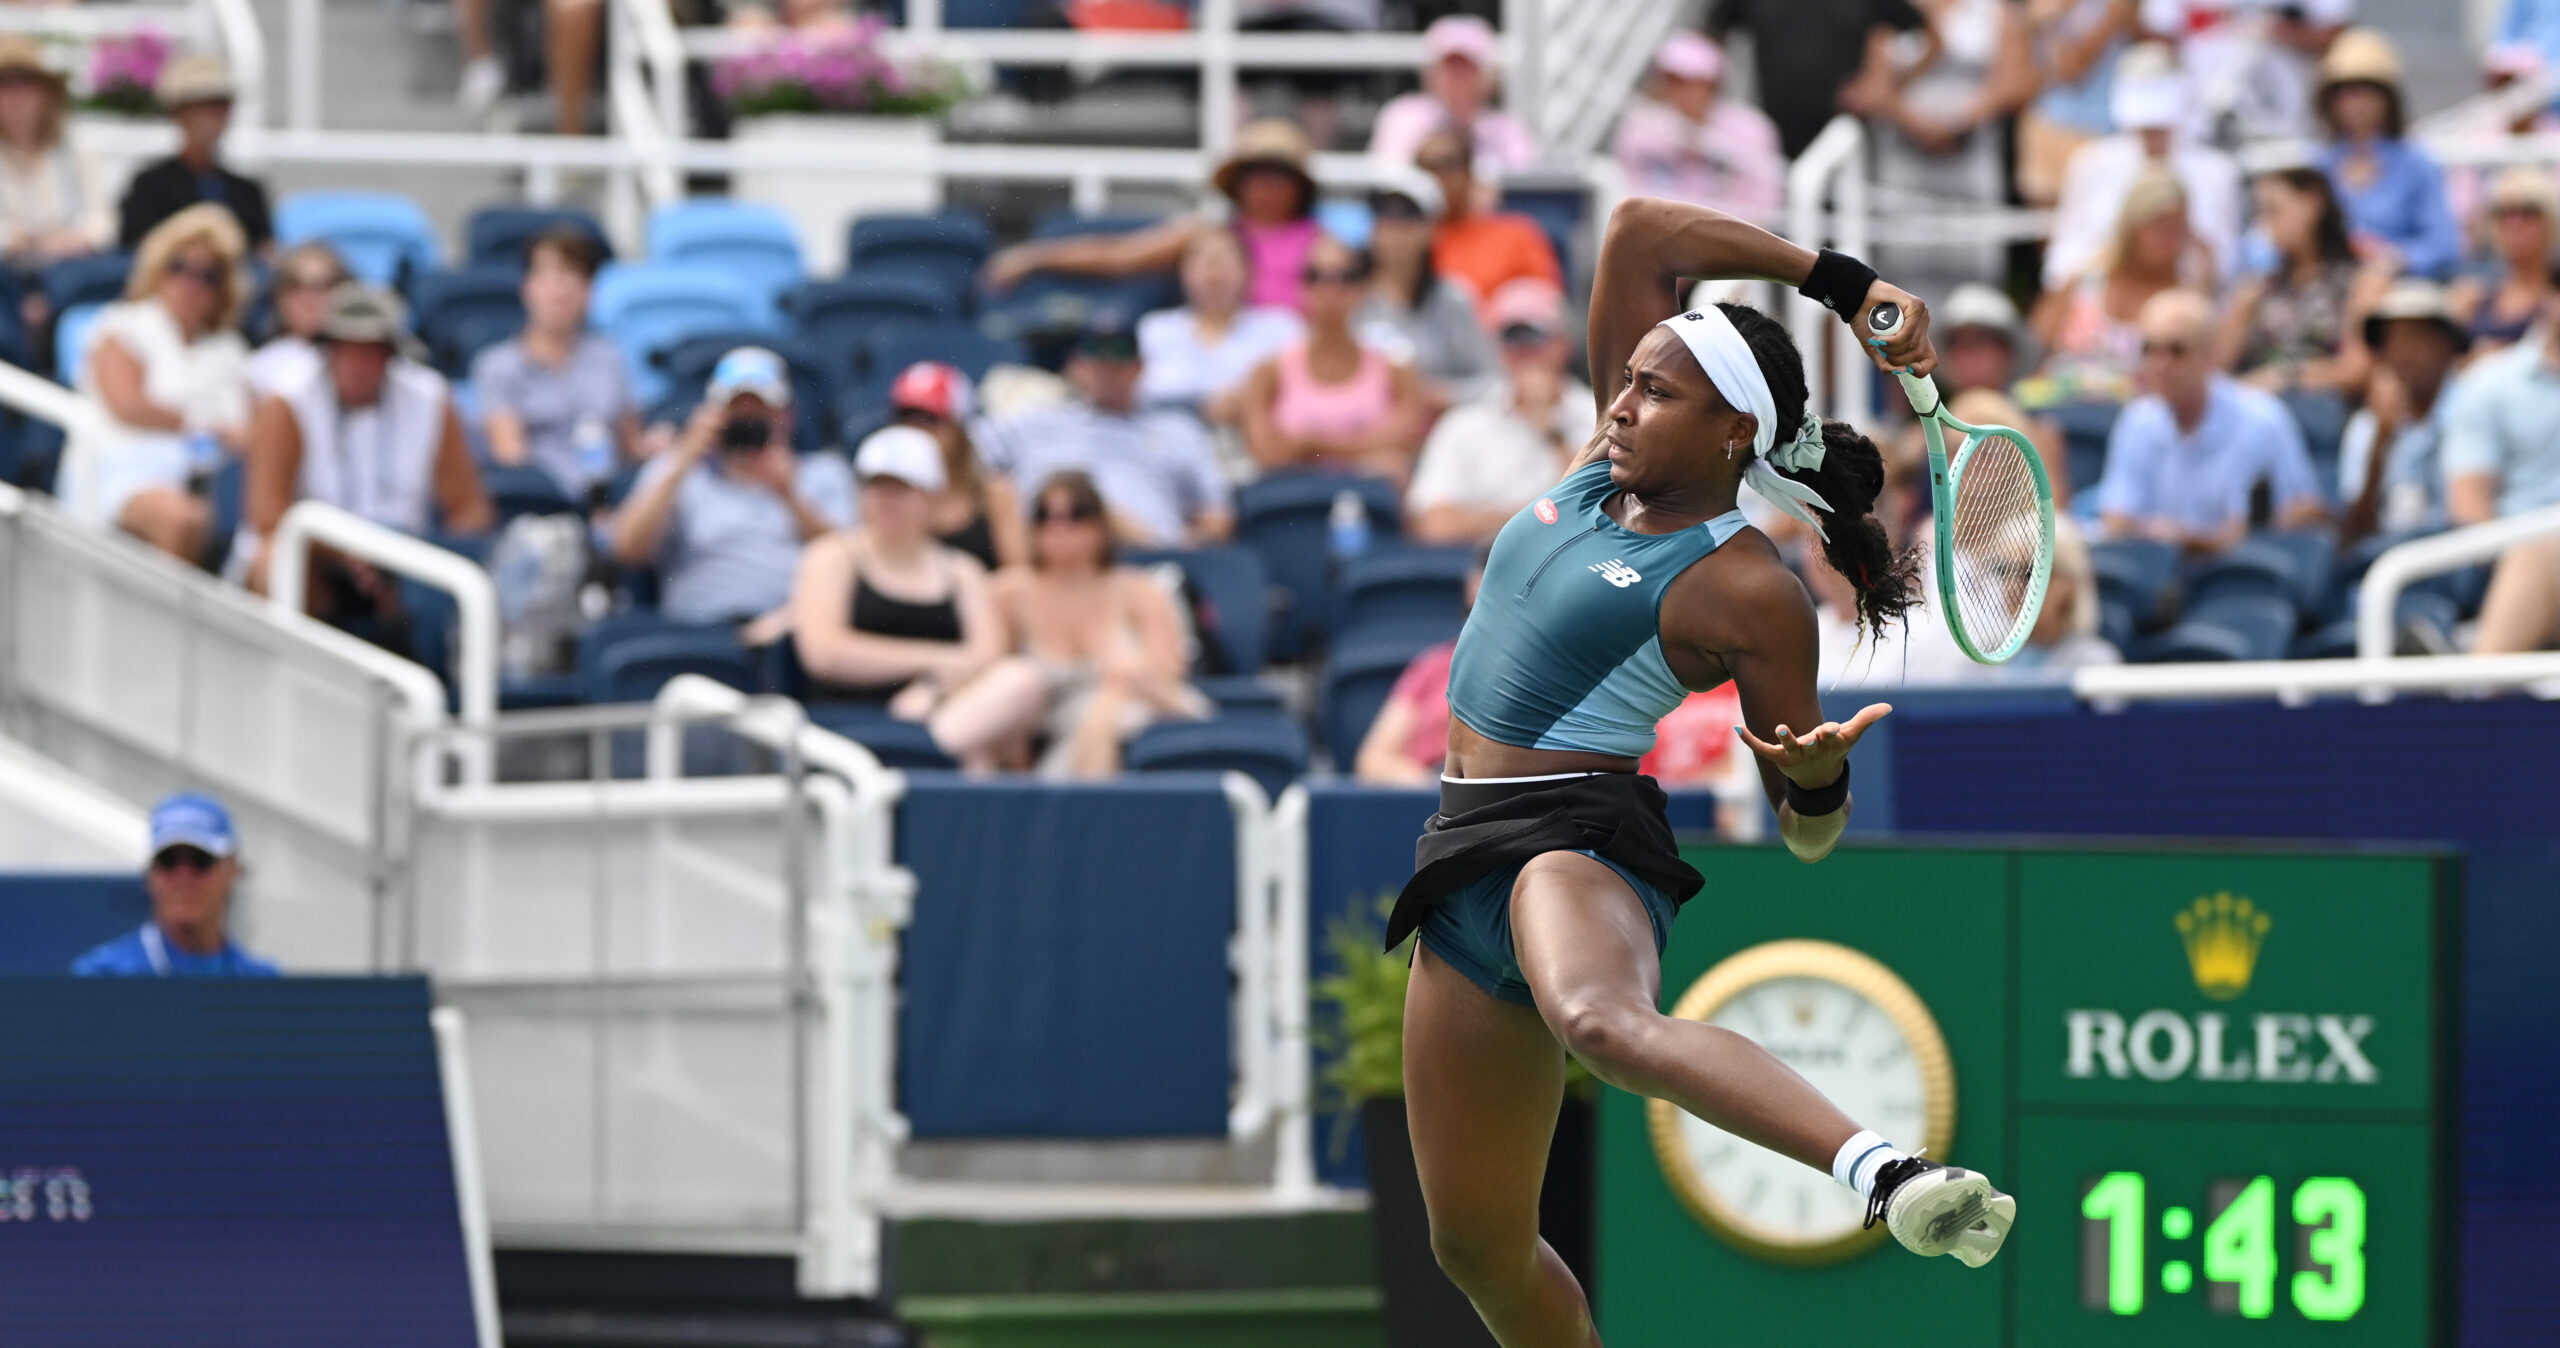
left=0, top=734, right=144, bottom=870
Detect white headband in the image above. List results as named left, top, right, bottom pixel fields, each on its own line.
left=1657, top=307, right=1834, bottom=539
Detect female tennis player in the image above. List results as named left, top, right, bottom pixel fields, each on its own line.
left=1392, top=197, right=2015, bottom=1346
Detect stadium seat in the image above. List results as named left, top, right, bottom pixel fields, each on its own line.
left=1234, top=472, right=1402, bottom=661
left=1498, top=183, right=1586, bottom=275
left=2098, top=595, right=2135, bottom=655
left=1127, top=545, right=1273, bottom=675
left=1333, top=547, right=1474, bottom=646
left=2046, top=400, right=2120, bottom=497
left=1319, top=630, right=1446, bottom=771
left=2291, top=588, right=2464, bottom=659
left=647, top=199, right=805, bottom=319
left=591, top=264, right=774, bottom=408
left=40, top=252, right=132, bottom=317
left=465, top=206, right=612, bottom=267
left=482, top=464, right=578, bottom=522
left=845, top=212, right=994, bottom=311
left=410, top=266, right=526, bottom=376
left=2184, top=540, right=2299, bottom=610
left=831, top=318, right=1031, bottom=439
left=784, top=274, right=959, bottom=345
left=580, top=627, right=755, bottom=705
left=2088, top=537, right=2180, bottom=632
left=2249, top=530, right=2337, bottom=609
left=276, top=191, right=442, bottom=290
left=1191, top=674, right=1285, bottom=713
left=651, top=331, right=834, bottom=451
left=1123, top=713, right=1309, bottom=799
left=2132, top=593, right=2297, bottom=664
left=805, top=701, right=960, bottom=770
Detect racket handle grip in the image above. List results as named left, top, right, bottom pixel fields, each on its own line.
left=1867, top=302, right=1940, bottom=413
left=1866, top=302, right=1905, bottom=340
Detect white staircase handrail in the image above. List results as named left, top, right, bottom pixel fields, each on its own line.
left=1785, top=116, right=1873, bottom=424
left=2356, top=503, right=2560, bottom=661
left=198, top=0, right=269, bottom=135
left=2075, top=651, right=2560, bottom=703
left=267, top=501, right=495, bottom=757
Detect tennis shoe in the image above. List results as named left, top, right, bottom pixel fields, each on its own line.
left=1864, top=1155, right=2015, bottom=1267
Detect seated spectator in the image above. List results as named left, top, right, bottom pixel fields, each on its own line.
left=1870, top=0, right=2037, bottom=303
left=2339, top=279, right=2467, bottom=542
left=978, top=313, right=1234, bottom=548
left=56, top=203, right=252, bottom=566
left=1609, top=33, right=1784, bottom=223
left=2218, top=167, right=2383, bottom=397
left=1404, top=280, right=1592, bottom=545
left=2315, top=28, right=2459, bottom=280
left=788, top=425, right=1004, bottom=716
left=1136, top=226, right=1303, bottom=426
left=2033, top=167, right=2209, bottom=399
left=72, top=791, right=275, bottom=977
left=2044, top=46, right=2242, bottom=293
left=248, top=242, right=349, bottom=397
left=1711, top=0, right=1927, bottom=160
left=2449, top=167, right=2559, bottom=356
left=609, top=347, right=854, bottom=632
left=1356, top=174, right=1497, bottom=404
left=2016, top=0, right=2138, bottom=207
left=887, top=360, right=1022, bottom=570
left=241, top=284, right=493, bottom=608
left=1940, top=282, right=2027, bottom=397
left=471, top=226, right=634, bottom=502
left=926, top=470, right=1210, bottom=777
left=2444, top=290, right=2560, bottom=532
left=1367, top=16, right=1538, bottom=178
left=0, top=36, right=109, bottom=280
left=1416, top=127, right=1562, bottom=322
left=1237, top=235, right=1431, bottom=485
left=117, top=53, right=269, bottom=254
left=984, top=118, right=1321, bottom=313
left=2096, top=289, right=2326, bottom=551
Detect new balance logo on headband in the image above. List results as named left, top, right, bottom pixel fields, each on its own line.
left=1590, top=559, right=1642, bottom=588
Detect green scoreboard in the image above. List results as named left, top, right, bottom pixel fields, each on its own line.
left=1597, top=842, right=2457, bottom=1346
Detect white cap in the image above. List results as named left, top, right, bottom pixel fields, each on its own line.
left=852, top=425, right=947, bottom=493
left=1941, top=283, right=2022, bottom=338
left=707, top=346, right=793, bottom=407
left=1423, top=15, right=1498, bottom=68
left=2111, top=69, right=2191, bottom=131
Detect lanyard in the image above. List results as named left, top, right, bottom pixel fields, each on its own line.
left=140, top=922, right=170, bottom=975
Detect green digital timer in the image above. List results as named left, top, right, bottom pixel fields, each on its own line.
left=2081, top=1173, right=2367, bottom=1319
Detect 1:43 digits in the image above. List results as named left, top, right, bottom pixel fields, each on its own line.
left=2082, top=1172, right=2364, bottom=1320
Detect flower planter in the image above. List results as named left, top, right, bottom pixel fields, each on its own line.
left=731, top=112, right=940, bottom=274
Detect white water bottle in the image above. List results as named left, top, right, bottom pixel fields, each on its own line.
left=571, top=415, right=614, bottom=492
left=1328, top=488, right=1370, bottom=561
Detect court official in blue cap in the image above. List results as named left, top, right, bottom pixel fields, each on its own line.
left=72, top=792, right=278, bottom=976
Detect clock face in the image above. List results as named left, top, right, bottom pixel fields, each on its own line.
left=1650, top=941, right=1957, bottom=1264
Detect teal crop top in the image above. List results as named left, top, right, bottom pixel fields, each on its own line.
left=1445, top=458, right=1749, bottom=758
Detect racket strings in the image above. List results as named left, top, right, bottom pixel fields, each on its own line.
left=1948, top=432, right=2046, bottom=653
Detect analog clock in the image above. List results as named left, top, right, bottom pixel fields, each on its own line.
left=1648, top=939, right=1958, bottom=1264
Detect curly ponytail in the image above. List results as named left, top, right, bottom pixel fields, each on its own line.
left=1715, top=302, right=1922, bottom=640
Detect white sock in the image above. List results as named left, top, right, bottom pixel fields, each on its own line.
left=1830, top=1130, right=1906, bottom=1200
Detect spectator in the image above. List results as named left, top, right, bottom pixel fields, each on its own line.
left=2340, top=279, right=2467, bottom=542
left=1710, top=0, right=1927, bottom=159
left=788, top=425, right=1004, bottom=717
left=2034, top=167, right=2210, bottom=399
left=984, top=118, right=1321, bottom=314
left=1404, top=280, right=1592, bottom=546
left=116, top=53, right=270, bottom=254
left=2218, top=167, right=2384, bottom=398
left=1136, top=226, right=1303, bottom=426
left=978, top=312, right=1234, bottom=548
left=2442, top=291, right=2560, bottom=531
left=926, top=470, right=1211, bottom=777
left=2449, top=167, right=2559, bottom=355
left=887, top=361, right=1022, bottom=570
left=2018, top=0, right=2138, bottom=206
left=1940, top=283, right=2028, bottom=396
left=2044, top=46, right=2243, bottom=293
left=2154, top=0, right=2344, bottom=145
left=1610, top=34, right=1784, bottom=223
left=1236, top=234, right=1431, bottom=485
left=1869, top=0, right=2038, bottom=302
left=240, top=285, right=493, bottom=606
left=1416, top=127, right=1562, bottom=321
left=1352, top=552, right=1483, bottom=784
left=0, top=37, right=108, bottom=277
left=470, top=226, right=634, bottom=502
left=56, top=203, right=252, bottom=566
left=2096, top=289, right=2326, bottom=551
left=72, top=792, right=275, bottom=977
left=1355, top=174, right=1497, bottom=404
left=247, top=241, right=349, bottom=396
left=2315, top=28, right=2460, bottom=281
left=609, top=347, right=854, bottom=632
left=1368, top=16, right=1538, bottom=177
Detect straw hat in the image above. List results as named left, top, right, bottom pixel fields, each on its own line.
left=156, top=52, right=238, bottom=109
left=2318, top=28, right=2404, bottom=95
left=1212, top=118, right=1315, bottom=211
left=0, top=36, right=64, bottom=93
left=2490, top=164, right=2560, bottom=220
left=2359, top=277, right=2467, bottom=354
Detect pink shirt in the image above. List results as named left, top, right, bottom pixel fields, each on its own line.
left=1272, top=340, right=1394, bottom=447
left=1385, top=640, right=1456, bottom=770
left=1367, top=94, right=1540, bottom=177
left=1239, top=217, right=1320, bottom=312
left=1610, top=97, right=1785, bottom=224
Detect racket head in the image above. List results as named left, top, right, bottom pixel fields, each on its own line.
left=1931, top=417, right=2057, bottom=664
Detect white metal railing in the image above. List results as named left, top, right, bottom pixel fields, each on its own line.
left=2074, top=651, right=2560, bottom=704
left=2357, top=503, right=2560, bottom=660
left=1785, top=116, right=1873, bottom=424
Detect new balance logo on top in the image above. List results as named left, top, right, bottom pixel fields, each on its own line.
left=1590, top=559, right=1642, bottom=588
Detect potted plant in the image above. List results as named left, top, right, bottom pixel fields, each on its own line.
left=78, top=33, right=168, bottom=117
left=1313, top=895, right=1597, bottom=1348
left=711, top=15, right=966, bottom=272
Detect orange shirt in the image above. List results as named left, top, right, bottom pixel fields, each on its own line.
left=1431, top=212, right=1562, bottom=318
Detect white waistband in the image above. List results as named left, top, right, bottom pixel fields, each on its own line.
left=1440, top=771, right=1608, bottom=784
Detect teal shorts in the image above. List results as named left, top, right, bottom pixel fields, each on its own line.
left=1415, top=850, right=1678, bottom=1008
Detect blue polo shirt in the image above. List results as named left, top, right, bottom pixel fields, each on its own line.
left=2440, top=341, right=2560, bottom=517
left=72, top=923, right=279, bottom=977
left=2095, top=376, right=2324, bottom=536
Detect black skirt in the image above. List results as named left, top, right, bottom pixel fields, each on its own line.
left=1385, top=772, right=1706, bottom=951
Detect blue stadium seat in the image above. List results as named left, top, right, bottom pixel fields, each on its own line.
left=591, top=263, right=775, bottom=408
left=1191, top=674, right=1285, bottom=713
left=1127, top=545, right=1273, bottom=675
left=2292, top=588, right=2463, bottom=659
left=785, top=273, right=959, bottom=344
left=2184, top=540, right=2298, bottom=610
left=832, top=318, right=1031, bottom=440
left=2250, top=529, right=2336, bottom=608
left=581, top=628, right=755, bottom=705
left=1124, top=713, right=1310, bottom=799
left=482, top=464, right=578, bottom=522
left=1319, top=631, right=1445, bottom=771
left=276, top=191, right=442, bottom=290
left=805, top=701, right=960, bottom=770
left=648, top=199, right=805, bottom=319
left=1497, top=183, right=1585, bottom=276
left=411, top=265, right=526, bottom=376
left=40, top=251, right=132, bottom=316
left=846, top=212, right=993, bottom=311
left=2088, top=537, right=2180, bottom=632
left=2133, top=593, right=2297, bottom=664
left=1235, top=472, right=1402, bottom=661
left=1334, top=546, right=1473, bottom=645
left=2046, top=400, right=2121, bottom=498
left=55, top=302, right=104, bottom=385
left=2098, top=595, right=2135, bottom=655
left=465, top=206, right=612, bottom=267
left=981, top=272, right=1178, bottom=350
left=651, top=331, right=834, bottom=451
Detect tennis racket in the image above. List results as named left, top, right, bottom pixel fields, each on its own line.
left=1866, top=302, right=2057, bottom=664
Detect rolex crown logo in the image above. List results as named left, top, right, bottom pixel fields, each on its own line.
left=2176, top=892, right=2270, bottom=1001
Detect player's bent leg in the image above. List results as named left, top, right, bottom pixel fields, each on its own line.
left=1401, top=940, right=1599, bottom=1348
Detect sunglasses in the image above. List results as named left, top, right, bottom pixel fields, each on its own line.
left=1302, top=265, right=1369, bottom=286
left=1076, top=338, right=1140, bottom=362
left=150, top=846, right=219, bottom=874
left=166, top=259, right=227, bottom=287
left=2140, top=339, right=2192, bottom=358
left=2494, top=203, right=2549, bottom=220
left=1371, top=198, right=1426, bottom=222
left=1035, top=501, right=1102, bottom=525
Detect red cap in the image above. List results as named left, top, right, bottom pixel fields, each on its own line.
left=889, top=361, right=976, bottom=422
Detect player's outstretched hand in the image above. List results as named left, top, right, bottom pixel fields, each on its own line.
left=1736, top=703, right=1892, bottom=788
left=1857, top=282, right=1936, bottom=378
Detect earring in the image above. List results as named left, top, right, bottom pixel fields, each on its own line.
left=1725, top=440, right=1737, bottom=462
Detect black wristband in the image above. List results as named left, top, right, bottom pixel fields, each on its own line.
left=1785, top=762, right=1851, bottom=817
left=1797, top=249, right=1879, bottom=325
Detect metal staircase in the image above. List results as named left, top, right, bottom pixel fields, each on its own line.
left=1515, top=0, right=1690, bottom=160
